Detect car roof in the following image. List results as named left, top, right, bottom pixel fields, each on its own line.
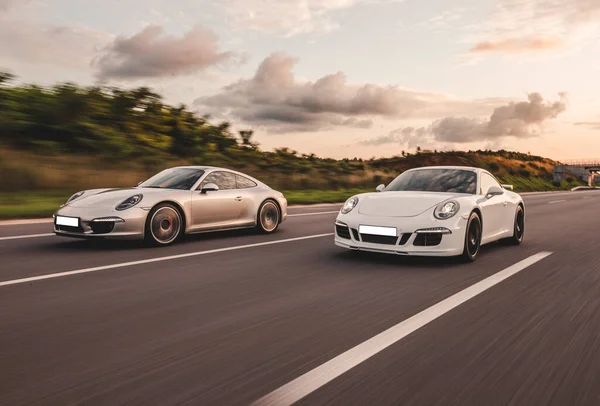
left=406, top=165, right=482, bottom=172
left=169, top=166, right=265, bottom=185
left=169, top=165, right=214, bottom=170
left=173, top=165, right=252, bottom=172
left=168, top=165, right=244, bottom=172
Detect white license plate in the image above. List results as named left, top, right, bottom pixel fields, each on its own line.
left=359, top=225, right=397, bottom=237
left=56, top=216, right=79, bottom=227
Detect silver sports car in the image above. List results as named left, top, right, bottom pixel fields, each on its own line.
left=53, top=166, right=288, bottom=245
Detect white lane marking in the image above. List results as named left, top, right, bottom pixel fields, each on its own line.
left=0, top=233, right=334, bottom=288
left=288, top=203, right=343, bottom=208
left=0, top=218, right=54, bottom=226
left=583, top=196, right=591, bottom=199
left=288, top=211, right=339, bottom=217
left=252, top=251, right=554, bottom=406
left=548, top=200, right=567, bottom=204
left=0, top=211, right=339, bottom=241
left=0, top=233, right=54, bottom=241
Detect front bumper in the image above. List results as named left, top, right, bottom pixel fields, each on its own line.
left=53, top=205, right=148, bottom=240
left=278, top=195, right=288, bottom=222
left=334, top=212, right=467, bottom=257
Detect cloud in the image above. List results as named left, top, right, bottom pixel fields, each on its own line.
left=429, top=10, right=462, bottom=25
left=465, top=0, right=600, bottom=57
left=223, top=0, right=402, bottom=37
left=0, top=0, right=22, bottom=12
left=469, top=37, right=562, bottom=53
left=93, top=25, right=233, bottom=80
left=0, top=0, right=12, bottom=11
left=574, top=121, right=600, bottom=130
left=431, top=92, right=567, bottom=142
left=359, top=132, right=402, bottom=146
left=0, top=17, right=112, bottom=70
left=387, top=92, right=567, bottom=147
left=359, top=127, right=429, bottom=147
left=341, top=117, right=374, bottom=128
left=196, top=52, right=513, bottom=133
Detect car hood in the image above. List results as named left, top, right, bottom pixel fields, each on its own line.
left=66, top=187, right=154, bottom=208
left=357, top=191, right=464, bottom=217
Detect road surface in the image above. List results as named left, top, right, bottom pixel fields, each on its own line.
left=1, top=191, right=600, bottom=405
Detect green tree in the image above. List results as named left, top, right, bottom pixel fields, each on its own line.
left=239, top=130, right=259, bottom=149
left=0, top=71, right=16, bottom=86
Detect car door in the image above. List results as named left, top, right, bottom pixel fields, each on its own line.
left=235, top=174, right=259, bottom=223
left=478, top=172, right=506, bottom=242
left=191, top=171, right=241, bottom=229
left=487, top=174, right=514, bottom=235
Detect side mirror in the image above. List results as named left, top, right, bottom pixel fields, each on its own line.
left=201, top=183, right=219, bottom=194
left=486, top=186, right=504, bottom=198
left=376, top=184, right=385, bottom=192
left=501, top=184, right=514, bottom=190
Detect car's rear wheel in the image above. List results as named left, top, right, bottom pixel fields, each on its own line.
left=508, top=205, right=525, bottom=245
left=256, top=200, right=280, bottom=233
left=145, top=203, right=183, bottom=246
left=461, top=211, right=482, bottom=262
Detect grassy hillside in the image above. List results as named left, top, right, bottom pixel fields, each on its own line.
left=0, top=147, right=583, bottom=219
left=0, top=72, right=584, bottom=218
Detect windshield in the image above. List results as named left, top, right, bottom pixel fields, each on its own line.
left=385, top=168, right=477, bottom=194
left=138, top=168, right=205, bottom=190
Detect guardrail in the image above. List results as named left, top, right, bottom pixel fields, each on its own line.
left=558, top=160, right=600, bottom=166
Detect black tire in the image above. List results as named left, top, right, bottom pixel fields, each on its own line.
left=256, top=200, right=280, bottom=234
left=144, top=203, right=183, bottom=246
left=509, top=205, right=525, bottom=245
left=461, top=211, right=482, bottom=262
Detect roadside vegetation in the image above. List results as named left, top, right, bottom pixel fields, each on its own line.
left=0, top=72, right=584, bottom=218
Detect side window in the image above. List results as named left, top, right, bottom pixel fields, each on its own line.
left=201, top=171, right=236, bottom=190
left=480, top=173, right=501, bottom=195
left=236, top=174, right=257, bottom=189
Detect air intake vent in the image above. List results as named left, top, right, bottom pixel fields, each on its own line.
left=360, top=234, right=398, bottom=245
left=413, top=233, right=443, bottom=247
left=398, top=233, right=412, bottom=245
left=90, top=222, right=115, bottom=234
left=336, top=224, right=351, bottom=239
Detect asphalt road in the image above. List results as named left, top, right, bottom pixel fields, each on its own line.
left=1, top=191, right=600, bottom=405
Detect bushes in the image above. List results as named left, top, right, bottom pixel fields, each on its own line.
left=518, top=168, right=532, bottom=178
left=488, top=162, right=500, bottom=172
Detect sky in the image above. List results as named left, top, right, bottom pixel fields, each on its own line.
left=1, top=0, right=600, bottom=160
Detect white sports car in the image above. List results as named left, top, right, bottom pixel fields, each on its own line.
left=334, top=166, right=525, bottom=261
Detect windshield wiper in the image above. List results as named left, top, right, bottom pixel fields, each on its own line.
left=141, top=185, right=163, bottom=188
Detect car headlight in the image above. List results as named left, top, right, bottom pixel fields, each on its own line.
left=66, top=191, right=85, bottom=204
left=115, top=194, right=143, bottom=211
left=341, top=197, right=359, bottom=214
left=434, top=200, right=460, bottom=219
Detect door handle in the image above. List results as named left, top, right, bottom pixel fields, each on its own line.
left=235, top=196, right=243, bottom=201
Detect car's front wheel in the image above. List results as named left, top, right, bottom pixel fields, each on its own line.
left=508, top=205, right=525, bottom=245
left=144, top=203, right=183, bottom=246
left=461, top=211, right=482, bottom=262
left=256, top=200, right=280, bottom=233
